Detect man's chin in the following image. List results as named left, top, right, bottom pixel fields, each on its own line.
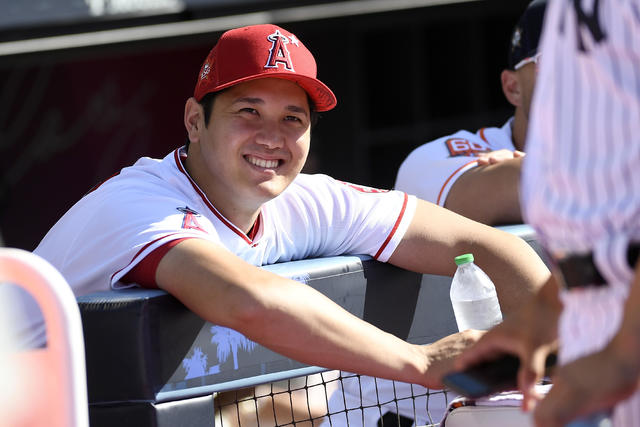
left=253, top=180, right=291, bottom=201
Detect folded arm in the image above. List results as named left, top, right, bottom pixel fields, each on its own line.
left=445, top=154, right=524, bottom=225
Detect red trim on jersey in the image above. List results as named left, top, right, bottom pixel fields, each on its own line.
left=374, top=193, right=409, bottom=260
left=122, top=237, right=193, bottom=288
left=247, top=214, right=261, bottom=241
left=436, top=160, right=479, bottom=205
left=478, top=128, right=488, bottom=143
left=173, top=149, right=259, bottom=245
left=111, top=232, right=182, bottom=284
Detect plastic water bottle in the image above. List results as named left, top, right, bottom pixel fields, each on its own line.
left=450, top=253, right=503, bottom=331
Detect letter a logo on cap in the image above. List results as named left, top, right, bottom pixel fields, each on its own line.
left=265, top=30, right=294, bottom=72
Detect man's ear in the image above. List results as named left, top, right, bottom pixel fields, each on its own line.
left=501, top=69, right=522, bottom=108
left=184, top=97, right=203, bottom=143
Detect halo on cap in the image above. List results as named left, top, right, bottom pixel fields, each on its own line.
left=194, top=24, right=337, bottom=112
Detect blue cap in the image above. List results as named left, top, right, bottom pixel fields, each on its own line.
left=508, top=0, right=548, bottom=70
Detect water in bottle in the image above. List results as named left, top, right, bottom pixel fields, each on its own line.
left=450, top=253, right=503, bottom=331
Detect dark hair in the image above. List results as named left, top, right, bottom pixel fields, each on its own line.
left=185, top=87, right=319, bottom=151
left=184, top=91, right=220, bottom=152
left=308, top=96, right=319, bottom=128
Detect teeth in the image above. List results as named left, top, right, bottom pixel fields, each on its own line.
left=248, top=156, right=279, bottom=168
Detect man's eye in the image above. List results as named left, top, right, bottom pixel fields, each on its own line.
left=240, top=108, right=258, bottom=114
left=285, top=115, right=302, bottom=122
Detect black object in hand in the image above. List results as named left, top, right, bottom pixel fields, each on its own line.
left=443, top=353, right=557, bottom=399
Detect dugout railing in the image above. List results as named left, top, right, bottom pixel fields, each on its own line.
left=77, top=224, right=546, bottom=427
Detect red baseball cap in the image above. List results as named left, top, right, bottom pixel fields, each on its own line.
left=194, top=24, right=337, bottom=112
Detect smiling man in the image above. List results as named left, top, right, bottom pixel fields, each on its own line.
left=31, top=24, right=549, bottom=420
left=183, top=78, right=312, bottom=234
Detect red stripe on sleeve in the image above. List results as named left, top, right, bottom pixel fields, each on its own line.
left=374, top=193, right=409, bottom=260
left=121, top=237, right=194, bottom=288
left=478, top=127, right=488, bottom=143
left=436, top=160, right=478, bottom=205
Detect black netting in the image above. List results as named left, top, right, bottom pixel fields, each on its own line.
left=214, top=371, right=450, bottom=427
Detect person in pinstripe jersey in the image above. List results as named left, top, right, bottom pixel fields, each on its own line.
left=455, top=0, right=640, bottom=425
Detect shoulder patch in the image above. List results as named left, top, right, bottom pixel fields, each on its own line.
left=177, top=206, right=206, bottom=232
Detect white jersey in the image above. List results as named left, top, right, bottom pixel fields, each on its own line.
left=394, top=119, right=515, bottom=205
left=523, top=0, right=640, bottom=424
left=26, top=147, right=416, bottom=347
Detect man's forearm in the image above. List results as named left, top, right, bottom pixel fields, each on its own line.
left=390, top=200, right=550, bottom=315
left=608, top=260, right=640, bottom=383
left=239, top=273, right=428, bottom=381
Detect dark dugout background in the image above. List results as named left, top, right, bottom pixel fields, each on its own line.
left=0, top=0, right=530, bottom=250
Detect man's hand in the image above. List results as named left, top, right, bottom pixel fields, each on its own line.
left=533, top=337, right=638, bottom=427
left=476, top=149, right=525, bottom=166
left=422, top=329, right=485, bottom=389
left=454, top=275, right=562, bottom=410
left=534, top=261, right=640, bottom=426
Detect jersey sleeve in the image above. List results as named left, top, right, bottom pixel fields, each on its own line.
left=394, top=134, right=481, bottom=206
left=106, top=192, right=221, bottom=289
left=34, top=180, right=221, bottom=294
left=121, top=237, right=195, bottom=289
left=276, top=175, right=417, bottom=262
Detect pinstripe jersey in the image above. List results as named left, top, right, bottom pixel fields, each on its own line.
left=522, top=0, right=640, bottom=424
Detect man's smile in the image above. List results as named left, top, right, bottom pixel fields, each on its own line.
left=245, top=154, right=281, bottom=169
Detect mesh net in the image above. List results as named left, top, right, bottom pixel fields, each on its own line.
left=214, top=371, right=451, bottom=427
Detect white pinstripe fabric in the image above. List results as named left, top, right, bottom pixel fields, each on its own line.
left=522, top=0, right=640, bottom=424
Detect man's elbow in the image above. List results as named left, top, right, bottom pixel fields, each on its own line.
left=157, top=276, right=271, bottom=335
left=215, top=278, right=289, bottom=337
left=224, top=296, right=270, bottom=333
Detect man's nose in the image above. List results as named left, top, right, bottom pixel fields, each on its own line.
left=255, top=121, right=285, bottom=149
